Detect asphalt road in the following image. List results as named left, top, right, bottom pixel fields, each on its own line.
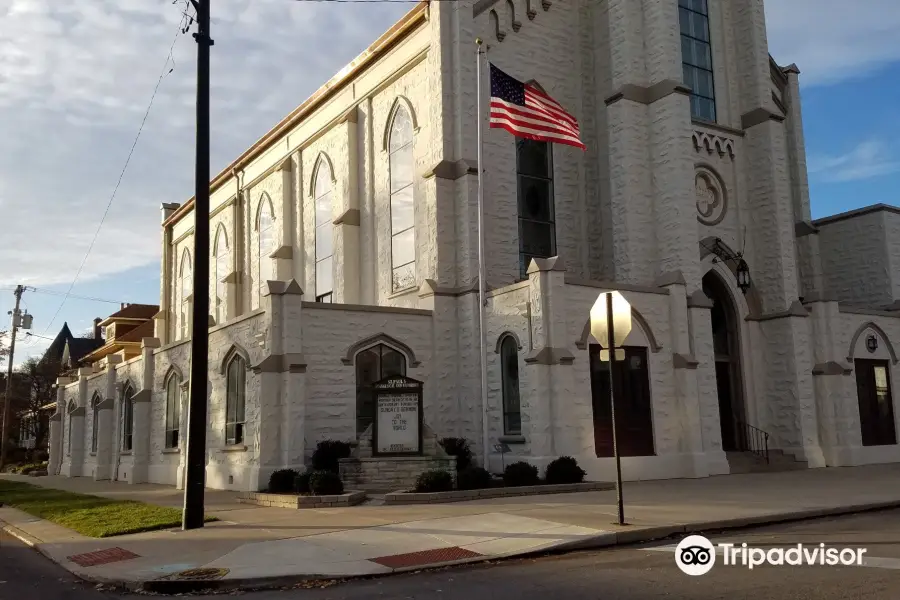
left=3, top=510, right=900, bottom=599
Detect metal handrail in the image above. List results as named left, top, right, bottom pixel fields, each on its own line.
left=736, top=420, right=769, bottom=464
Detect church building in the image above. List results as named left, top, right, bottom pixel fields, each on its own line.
left=49, top=0, right=900, bottom=490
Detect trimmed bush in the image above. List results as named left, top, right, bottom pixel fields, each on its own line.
left=456, top=466, right=492, bottom=491
left=268, top=469, right=299, bottom=494
left=309, top=471, right=344, bottom=495
left=311, top=440, right=352, bottom=473
left=413, top=469, right=454, bottom=493
left=503, top=461, right=539, bottom=487
left=438, top=437, right=473, bottom=471
left=294, top=470, right=313, bottom=494
left=544, top=456, right=586, bottom=485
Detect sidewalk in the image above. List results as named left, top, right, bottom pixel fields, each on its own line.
left=4, top=464, right=900, bottom=591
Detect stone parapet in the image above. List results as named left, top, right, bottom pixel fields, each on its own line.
left=238, top=491, right=366, bottom=509
left=340, top=456, right=457, bottom=492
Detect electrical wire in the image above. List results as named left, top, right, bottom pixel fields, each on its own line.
left=41, top=7, right=189, bottom=335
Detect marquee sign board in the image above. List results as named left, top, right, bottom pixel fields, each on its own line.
left=372, top=375, right=424, bottom=456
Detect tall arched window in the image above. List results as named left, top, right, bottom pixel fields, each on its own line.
left=91, top=393, right=101, bottom=453
left=355, top=344, right=407, bottom=435
left=66, top=400, right=75, bottom=456
left=314, top=161, right=334, bottom=303
left=179, top=249, right=192, bottom=340
left=225, top=354, right=247, bottom=445
left=499, top=335, right=522, bottom=435
left=165, top=373, right=181, bottom=449
left=680, top=0, right=716, bottom=121
left=257, top=197, right=275, bottom=308
left=121, top=384, right=134, bottom=452
left=517, top=138, right=555, bottom=279
left=213, top=226, right=229, bottom=325
left=388, top=106, right=415, bottom=291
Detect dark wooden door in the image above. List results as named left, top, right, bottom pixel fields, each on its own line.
left=590, top=345, right=655, bottom=457
left=855, top=359, right=897, bottom=446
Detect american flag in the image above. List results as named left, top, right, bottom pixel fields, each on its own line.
left=489, top=63, right=585, bottom=150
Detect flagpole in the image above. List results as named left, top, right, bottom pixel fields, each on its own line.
left=475, top=38, right=490, bottom=471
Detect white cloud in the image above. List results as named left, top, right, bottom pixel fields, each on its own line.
left=765, top=0, right=900, bottom=86
left=808, top=140, right=900, bottom=183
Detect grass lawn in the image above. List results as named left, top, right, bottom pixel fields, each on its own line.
left=0, top=480, right=216, bottom=538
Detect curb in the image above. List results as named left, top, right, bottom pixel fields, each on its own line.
left=9, top=500, right=900, bottom=594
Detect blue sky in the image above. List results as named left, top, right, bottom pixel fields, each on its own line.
left=2, top=0, right=900, bottom=364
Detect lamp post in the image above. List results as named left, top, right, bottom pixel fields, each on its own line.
left=590, top=291, right=632, bottom=526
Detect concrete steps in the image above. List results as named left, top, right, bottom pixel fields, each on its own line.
left=726, top=449, right=808, bottom=474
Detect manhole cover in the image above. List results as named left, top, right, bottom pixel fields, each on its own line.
left=170, top=568, right=229, bottom=581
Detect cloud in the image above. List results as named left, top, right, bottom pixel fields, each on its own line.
left=808, top=140, right=900, bottom=183
left=0, top=0, right=409, bottom=288
left=765, top=0, right=900, bottom=86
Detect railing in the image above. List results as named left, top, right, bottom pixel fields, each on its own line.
left=736, top=420, right=769, bottom=464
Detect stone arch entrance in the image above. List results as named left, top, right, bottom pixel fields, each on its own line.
left=702, top=270, right=746, bottom=452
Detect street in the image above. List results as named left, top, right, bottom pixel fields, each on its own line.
left=3, top=509, right=900, bottom=598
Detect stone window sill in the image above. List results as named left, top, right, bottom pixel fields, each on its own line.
left=220, top=444, right=248, bottom=453
left=162, top=448, right=180, bottom=454
left=499, top=435, right=526, bottom=444
left=89, top=452, right=97, bottom=457
left=120, top=451, right=133, bottom=456
left=388, top=285, right=418, bottom=299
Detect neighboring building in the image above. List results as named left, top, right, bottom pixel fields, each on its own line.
left=50, top=0, right=900, bottom=491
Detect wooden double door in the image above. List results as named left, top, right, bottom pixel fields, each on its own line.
left=589, top=345, right=655, bottom=457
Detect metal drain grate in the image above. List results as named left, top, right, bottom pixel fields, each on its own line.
left=370, top=546, right=482, bottom=569
left=68, top=547, right=140, bottom=568
left=168, top=567, right=229, bottom=581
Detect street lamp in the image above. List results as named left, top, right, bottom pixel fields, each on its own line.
left=590, top=291, right=632, bottom=526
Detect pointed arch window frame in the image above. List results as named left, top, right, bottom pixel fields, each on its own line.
left=179, top=249, right=193, bottom=340
left=90, top=392, right=101, bottom=454
left=386, top=99, right=417, bottom=292
left=497, top=333, right=523, bottom=435
left=164, top=369, right=182, bottom=449
left=121, top=383, right=135, bottom=452
left=516, top=127, right=556, bottom=280
left=224, top=349, right=248, bottom=446
left=352, top=340, right=410, bottom=436
left=312, top=153, right=336, bottom=303
left=256, top=193, right=276, bottom=309
left=213, top=224, right=230, bottom=325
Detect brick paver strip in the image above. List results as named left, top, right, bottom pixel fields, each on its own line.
left=67, top=547, right=141, bottom=568
left=369, top=546, right=482, bottom=569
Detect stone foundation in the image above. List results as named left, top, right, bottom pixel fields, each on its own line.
left=340, top=456, right=457, bottom=491
left=238, top=491, right=367, bottom=508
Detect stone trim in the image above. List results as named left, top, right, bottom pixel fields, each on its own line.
left=740, top=107, right=786, bottom=129
left=692, top=119, right=745, bottom=137
left=812, top=361, right=852, bottom=376
left=526, top=255, right=566, bottom=274
left=218, top=343, right=251, bottom=375
left=846, top=321, right=899, bottom=365
left=96, top=398, right=114, bottom=410
left=207, top=308, right=265, bottom=336
left=305, top=302, right=431, bottom=317
left=687, top=290, right=714, bottom=309
left=419, top=279, right=479, bottom=298
left=525, top=347, right=575, bottom=365
left=334, top=208, right=361, bottom=226
left=141, top=337, right=161, bottom=349
left=495, top=331, right=524, bottom=353
left=220, top=445, right=248, bottom=453
left=50, top=413, right=61, bottom=422
left=498, top=435, right=526, bottom=444
left=239, top=491, right=367, bottom=509
left=812, top=203, right=900, bottom=227
left=605, top=80, right=691, bottom=106
left=385, top=482, right=614, bottom=505
left=839, top=304, right=900, bottom=318
left=341, top=333, right=422, bottom=367
left=162, top=448, right=181, bottom=454
left=783, top=63, right=801, bottom=75
left=575, top=308, right=663, bottom=352
left=252, top=353, right=307, bottom=373
left=746, top=300, right=808, bottom=321
left=485, top=280, right=531, bottom=299
left=422, top=158, right=478, bottom=181
left=801, top=292, right=839, bottom=303
left=673, top=353, right=699, bottom=369
left=264, top=279, right=303, bottom=296
left=269, top=245, right=293, bottom=260
left=68, top=407, right=85, bottom=417
left=133, top=390, right=152, bottom=404
left=654, top=271, right=686, bottom=287
left=565, top=277, right=670, bottom=296
left=223, top=270, right=242, bottom=284
left=795, top=221, right=819, bottom=237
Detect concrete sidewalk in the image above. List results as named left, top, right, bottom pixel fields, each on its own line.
left=3, top=465, right=900, bottom=591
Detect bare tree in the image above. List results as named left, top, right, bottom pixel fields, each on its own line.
left=0, top=330, right=9, bottom=368
left=13, top=357, right=60, bottom=455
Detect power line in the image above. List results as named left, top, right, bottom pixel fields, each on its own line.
left=42, top=7, right=189, bottom=335
left=27, top=287, right=124, bottom=305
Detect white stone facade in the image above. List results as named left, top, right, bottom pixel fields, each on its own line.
left=48, top=0, right=900, bottom=490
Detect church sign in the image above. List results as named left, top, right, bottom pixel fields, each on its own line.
left=372, top=375, right=424, bottom=456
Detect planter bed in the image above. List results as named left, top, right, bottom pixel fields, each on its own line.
left=238, top=490, right=366, bottom=509
left=384, top=481, right=614, bottom=505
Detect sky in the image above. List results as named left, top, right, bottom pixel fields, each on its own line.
left=1, top=0, right=899, bottom=366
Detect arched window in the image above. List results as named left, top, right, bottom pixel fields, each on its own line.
left=121, top=384, right=134, bottom=452
left=213, top=226, right=229, bottom=325
left=314, top=161, right=334, bottom=303
left=500, top=335, right=522, bottom=435
left=517, top=138, right=555, bottom=279
left=680, top=0, right=716, bottom=121
left=388, top=106, right=415, bottom=291
left=66, top=400, right=75, bottom=456
left=179, top=249, right=192, bottom=339
left=225, top=354, right=247, bottom=445
left=91, top=393, right=101, bottom=453
left=355, top=344, right=407, bottom=435
left=165, top=373, right=181, bottom=449
left=257, top=198, right=275, bottom=308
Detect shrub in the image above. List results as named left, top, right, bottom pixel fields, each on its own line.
left=438, top=437, right=473, bottom=471
left=268, top=469, right=299, bottom=494
left=456, top=466, right=493, bottom=491
left=503, top=461, right=539, bottom=487
left=544, top=456, right=586, bottom=485
left=311, top=440, right=352, bottom=473
left=309, top=471, right=344, bottom=495
left=294, top=470, right=313, bottom=494
left=413, top=469, right=454, bottom=493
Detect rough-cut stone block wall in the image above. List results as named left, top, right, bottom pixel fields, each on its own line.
left=340, top=456, right=456, bottom=492
left=80, top=372, right=105, bottom=479
left=887, top=212, right=900, bottom=304
left=818, top=212, right=892, bottom=307
left=209, top=206, right=235, bottom=325
left=247, top=171, right=287, bottom=311
left=150, top=340, right=191, bottom=485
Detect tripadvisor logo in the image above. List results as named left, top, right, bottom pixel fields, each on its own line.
left=675, top=535, right=866, bottom=575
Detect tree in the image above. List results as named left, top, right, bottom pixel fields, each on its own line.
left=12, top=356, right=60, bottom=455
left=0, top=330, right=8, bottom=368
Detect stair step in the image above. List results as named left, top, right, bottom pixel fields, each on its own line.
left=726, top=451, right=808, bottom=474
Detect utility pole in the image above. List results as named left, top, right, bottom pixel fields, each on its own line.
left=183, top=0, right=212, bottom=530
left=0, top=285, right=24, bottom=470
